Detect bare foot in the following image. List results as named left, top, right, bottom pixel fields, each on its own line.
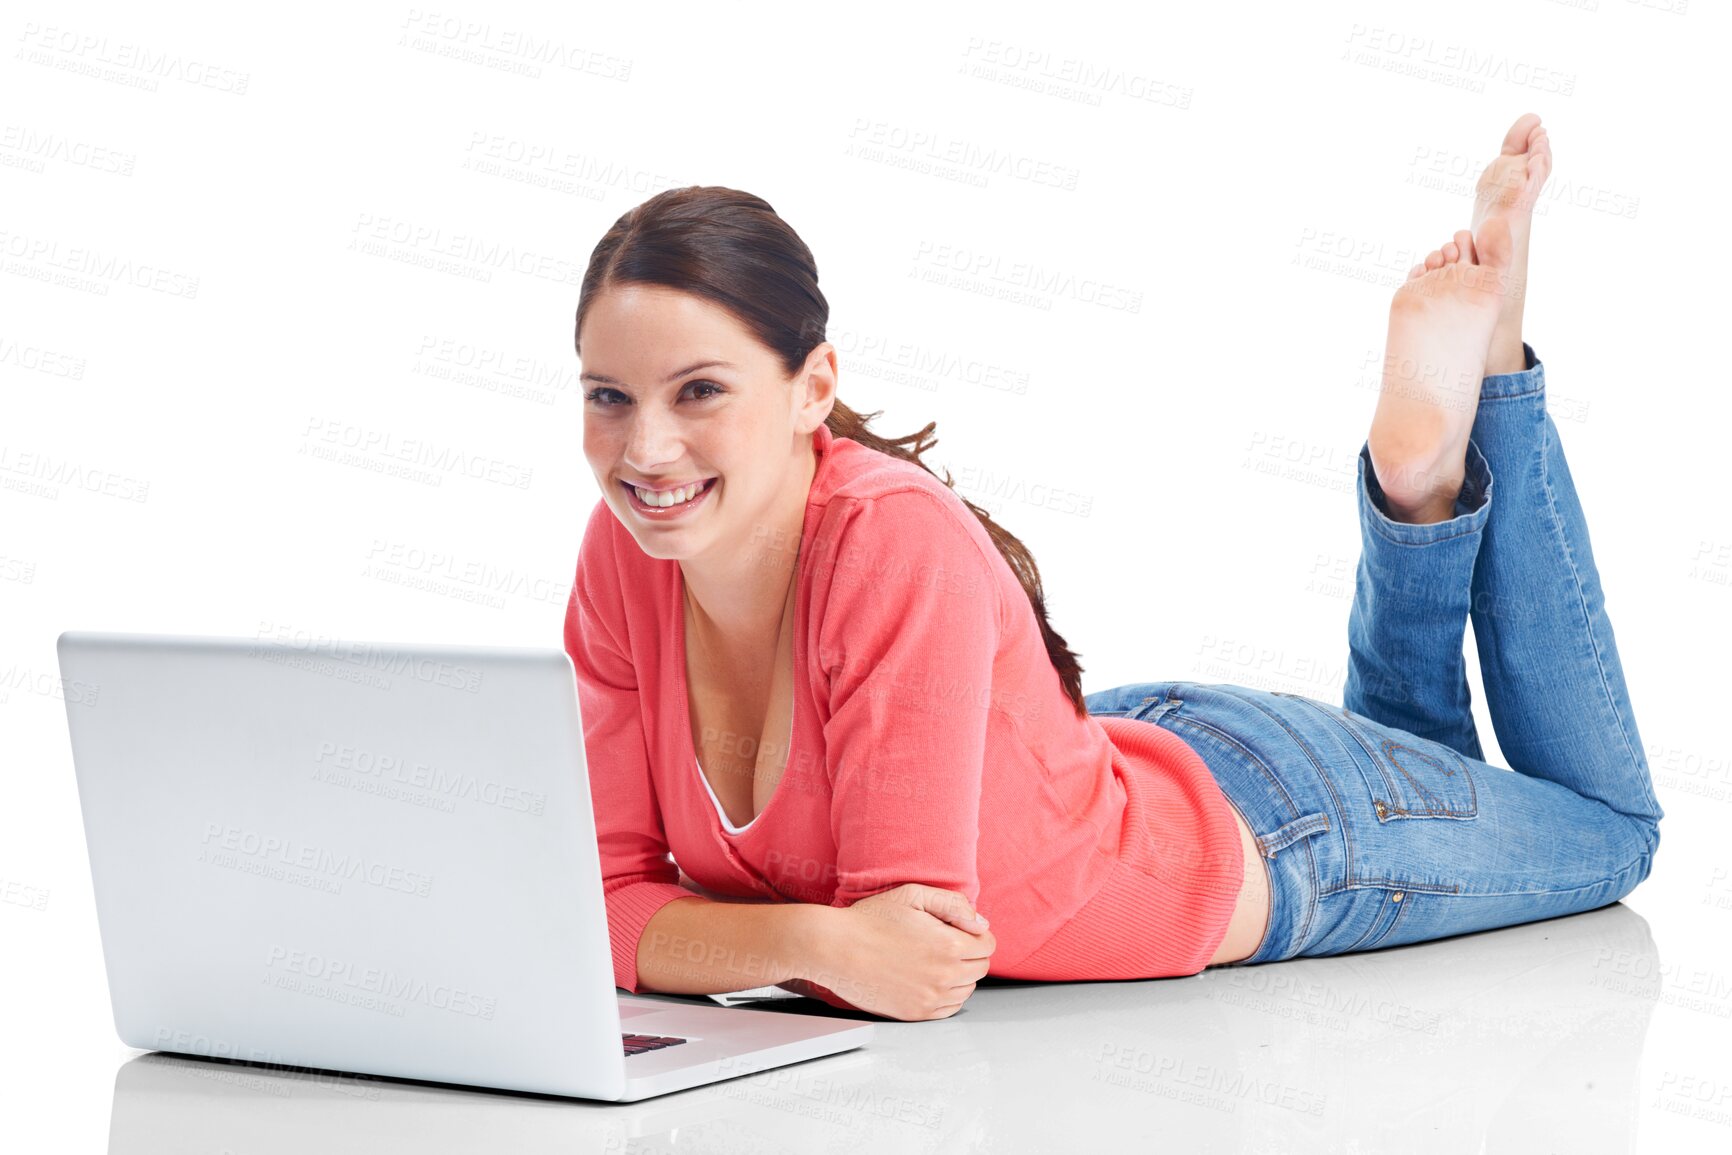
left=1367, top=216, right=1515, bottom=525
left=1472, top=112, right=1552, bottom=375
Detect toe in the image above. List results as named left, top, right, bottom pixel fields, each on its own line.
left=1425, top=249, right=1446, bottom=271
left=1502, top=112, right=1542, bottom=155
left=1407, top=262, right=1427, bottom=281
left=1441, top=241, right=1460, bottom=263
left=1453, top=229, right=1478, bottom=263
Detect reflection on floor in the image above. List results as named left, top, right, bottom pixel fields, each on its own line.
left=107, top=903, right=1663, bottom=1153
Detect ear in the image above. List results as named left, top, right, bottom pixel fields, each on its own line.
left=795, top=342, right=839, bottom=433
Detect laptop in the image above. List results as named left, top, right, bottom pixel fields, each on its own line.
left=55, top=629, right=873, bottom=1102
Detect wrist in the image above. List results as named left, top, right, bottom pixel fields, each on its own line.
left=789, top=903, right=848, bottom=986
left=775, top=904, right=871, bottom=1012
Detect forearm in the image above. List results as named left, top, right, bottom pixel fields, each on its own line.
left=633, top=894, right=850, bottom=996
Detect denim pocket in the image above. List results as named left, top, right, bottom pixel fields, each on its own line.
left=1276, top=694, right=1479, bottom=823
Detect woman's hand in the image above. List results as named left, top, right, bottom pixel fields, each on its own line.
left=795, top=884, right=995, bottom=1021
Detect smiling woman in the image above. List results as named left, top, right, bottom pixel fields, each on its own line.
left=563, top=186, right=1253, bottom=1022
left=571, top=188, right=1085, bottom=713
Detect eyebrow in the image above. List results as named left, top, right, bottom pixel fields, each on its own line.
left=579, top=359, right=738, bottom=387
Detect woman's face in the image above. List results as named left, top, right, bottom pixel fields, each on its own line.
left=579, top=284, right=833, bottom=562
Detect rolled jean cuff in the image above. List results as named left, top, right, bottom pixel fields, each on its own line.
left=1481, top=341, right=1544, bottom=400
left=1357, top=436, right=1493, bottom=546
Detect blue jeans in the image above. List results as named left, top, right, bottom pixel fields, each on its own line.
left=1083, top=344, right=1665, bottom=964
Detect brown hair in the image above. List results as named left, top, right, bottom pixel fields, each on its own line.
left=573, top=185, right=1088, bottom=719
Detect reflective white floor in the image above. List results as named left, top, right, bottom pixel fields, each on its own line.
left=8, top=900, right=1729, bottom=1151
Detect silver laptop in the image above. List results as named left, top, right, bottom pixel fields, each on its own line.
left=56, top=629, right=872, bottom=1102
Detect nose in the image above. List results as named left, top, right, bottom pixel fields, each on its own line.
left=622, top=403, right=683, bottom=472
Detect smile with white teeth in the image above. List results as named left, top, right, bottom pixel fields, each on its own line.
left=629, top=478, right=714, bottom=508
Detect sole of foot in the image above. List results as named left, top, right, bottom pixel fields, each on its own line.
left=1367, top=214, right=1515, bottom=525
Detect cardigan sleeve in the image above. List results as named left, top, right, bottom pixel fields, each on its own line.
left=565, top=504, right=698, bottom=994
left=814, top=489, right=1003, bottom=912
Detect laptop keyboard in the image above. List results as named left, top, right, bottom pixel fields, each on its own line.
left=623, top=1033, right=689, bottom=1056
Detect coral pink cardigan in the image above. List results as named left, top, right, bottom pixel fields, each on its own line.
left=565, top=422, right=1243, bottom=998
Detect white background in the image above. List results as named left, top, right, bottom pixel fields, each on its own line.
left=4, top=0, right=1728, bottom=1149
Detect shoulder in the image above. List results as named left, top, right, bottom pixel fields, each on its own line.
left=837, top=445, right=988, bottom=532
left=574, top=498, right=652, bottom=613
left=810, top=467, right=1005, bottom=629
left=576, top=498, right=617, bottom=579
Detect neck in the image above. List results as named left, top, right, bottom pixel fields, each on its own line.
left=680, top=435, right=815, bottom=646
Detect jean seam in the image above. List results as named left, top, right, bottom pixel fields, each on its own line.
left=1324, top=878, right=1460, bottom=896
left=1158, top=710, right=1324, bottom=957
left=1208, top=688, right=1363, bottom=879
left=1368, top=892, right=1412, bottom=949
left=1364, top=516, right=1485, bottom=548
left=1169, top=690, right=1364, bottom=956
left=1534, top=416, right=1652, bottom=813
left=1479, top=385, right=1545, bottom=402
left=1333, top=892, right=1392, bottom=954
left=1435, top=858, right=1649, bottom=900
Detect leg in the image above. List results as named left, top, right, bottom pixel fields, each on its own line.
left=1347, top=113, right=1531, bottom=755
left=1345, top=433, right=1490, bottom=760
left=1347, top=113, right=1547, bottom=752
left=1350, top=350, right=1664, bottom=834
left=1348, top=210, right=1514, bottom=758
left=1466, top=350, right=1664, bottom=830
left=1129, top=682, right=1660, bottom=966
left=1347, top=113, right=1662, bottom=841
